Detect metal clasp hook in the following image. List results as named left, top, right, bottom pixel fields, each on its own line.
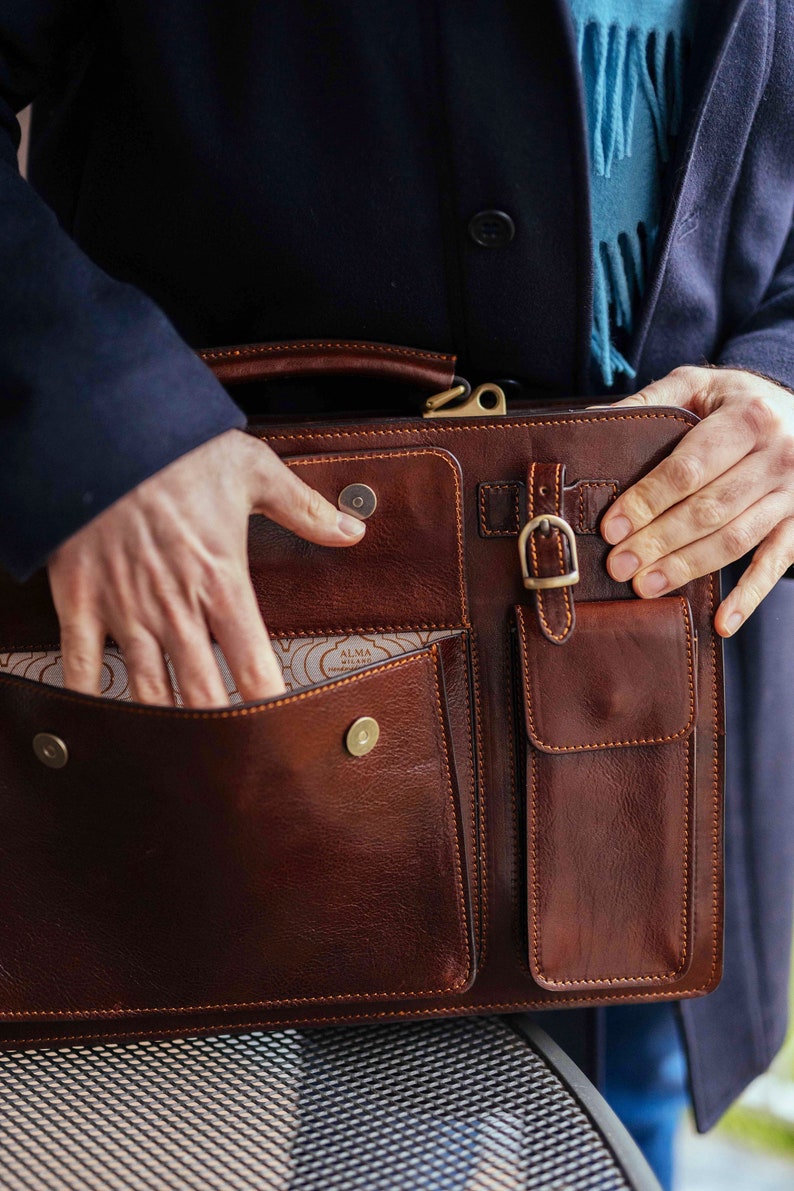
left=422, top=379, right=507, bottom=418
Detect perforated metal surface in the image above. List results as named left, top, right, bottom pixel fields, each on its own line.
left=0, top=1017, right=635, bottom=1190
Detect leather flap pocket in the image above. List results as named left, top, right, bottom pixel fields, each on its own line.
left=513, top=597, right=696, bottom=993
left=515, top=597, right=696, bottom=754
left=0, top=643, right=474, bottom=1019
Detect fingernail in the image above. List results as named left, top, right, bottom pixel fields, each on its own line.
left=337, top=512, right=366, bottom=537
left=726, top=611, right=743, bottom=635
left=638, top=570, right=667, bottom=596
left=603, top=515, right=632, bottom=545
left=609, top=551, right=640, bottom=582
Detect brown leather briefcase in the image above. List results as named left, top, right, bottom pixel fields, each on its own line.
left=0, top=340, right=724, bottom=1049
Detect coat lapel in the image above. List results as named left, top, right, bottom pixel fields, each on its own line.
left=628, top=0, right=753, bottom=377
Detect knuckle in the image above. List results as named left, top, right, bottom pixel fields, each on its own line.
left=739, top=576, right=767, bottom=611
left=621, top=487, right=655, bottom=527
left=638, top=530, right=668, bottom=562
left=204, top=566, right=244, bottom=615
left=741, top=395, right=778, bottom=440
left=776, top=435, right=794, bottom=473
left=302, top=483, right=330, bottom=524
left=50, top=567, right=95, bottom=615
left=157, top=588, right=194, bottom=635
left=722, top=521, right=756, bottom=559
left=61, top=645, right=98, bottom=676
left=131, top=669, right=171, bottom=701
left=235, top=657, right=277, bottom=692
left=664, top=555, right=692, bottom=587
left=670, top=365, right=700, bottom=384
left=666, top=452, right=705, bottom=494
left=690, top=494, right=726, bottom=533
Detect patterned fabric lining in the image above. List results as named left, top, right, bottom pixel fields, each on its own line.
left=0, top=630, right=458, bottom=705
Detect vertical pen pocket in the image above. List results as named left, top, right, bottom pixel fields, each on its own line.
left=513, top=597, right=697, bottom=993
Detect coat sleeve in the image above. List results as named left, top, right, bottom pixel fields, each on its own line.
left=0, top=3, right=246, bottom=581
left=716, top=215, right=794, bottom=395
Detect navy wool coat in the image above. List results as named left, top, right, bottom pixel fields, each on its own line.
left=1, top=0, right=793, bottom=1131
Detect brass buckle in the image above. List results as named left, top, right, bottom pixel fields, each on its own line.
left=518, top=514, right=580, bottom=590
left=422, top=379, right=507, bottom=418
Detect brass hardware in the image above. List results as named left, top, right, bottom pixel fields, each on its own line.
left=33, top=733, right=69, bottom=769
left=338, top=483, right=377, bottom=520
left=422, top=379, right=507, bottom=419
left=518, top=515, right=580, bottom=590
left=345, top=716, right=380, bottom=757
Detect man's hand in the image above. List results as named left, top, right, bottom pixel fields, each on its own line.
left=600, top=366, right=794, bottom=637
left=47, top=429, right=365, bottom=706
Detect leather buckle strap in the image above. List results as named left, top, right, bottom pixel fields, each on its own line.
left=519, top=463, right=577, bottom=645
left=518, top=515, right=579, bottom=589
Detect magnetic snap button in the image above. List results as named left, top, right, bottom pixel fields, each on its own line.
left=468, top=210, right=515, bottom=248
left=345, top=716, right=380, bottom=757
left=338, top=483, right=377, bottom=520
left=33, top=733, right=69, bottom=769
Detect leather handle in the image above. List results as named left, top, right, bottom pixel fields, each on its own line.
left=198, top=339, right=457, bottom=392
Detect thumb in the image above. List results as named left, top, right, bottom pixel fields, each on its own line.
left=249, top=442, right=366, bottom=547
left=609, top=366, right=710, bottom=411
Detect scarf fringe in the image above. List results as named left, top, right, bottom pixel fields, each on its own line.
left=576, top=20, right=689, bottom=178
left=574, top=16, right=688, bottom=385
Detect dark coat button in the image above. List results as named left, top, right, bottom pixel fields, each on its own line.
left=468, top=210, right=515, bottom=247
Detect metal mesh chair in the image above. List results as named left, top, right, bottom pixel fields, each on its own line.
left=0, top=1016, right=660, bottom=1190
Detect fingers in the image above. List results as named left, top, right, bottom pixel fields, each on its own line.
left=46, top=432, right=363, bottom=709
left=158, top=621, right=231, bottom=709
left=716, top=518, right=794, bottom=636
left=207, top=580, right=286, bottom=701
left=601, top=409, right=755, bottom=546
left=606, top=454, right=776, bottom=584
left=612, top=493, right=789, bottom=603
left=113, top=629, right=175, bottom=706
left=248, top=442, right=366, bottom=546
left=58, top=614, right=107, bottom=697
left=608, top=365, right=714, bottom=411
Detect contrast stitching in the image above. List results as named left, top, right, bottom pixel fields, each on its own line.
left=286, top=447, right=468, bottom=624
left=263, top=411, right=694, bottom=444
left=0, top=647, right=474, bottom=1019
left=506, top=628, right=533, bottom=979
left=199, top=342, right=454, bottom=365
left=554, top=464, right=574, bottom=639
left=516, top=599, right=697, bottom=751
left=480, top=479, right=620, bottom=538
left=478, top=483, right=520, bottom=538
left=0, top=652, right=423, bottom=720
left=428, top=646, right=473, bottom=984
left=577, top=481, right=619, bottom=535
left=7, top=976, right=717, bottom=1047
left=457, top=634, right=480, bottom=947
left=706, top=575, right=723, bottom=986
left=528, top=734, right=691, bottom=988
left=266, top=622, right=466, bottom=638
left=468, top=631, right=488, bottom=967
left=528, top=464, right=571, bottom=643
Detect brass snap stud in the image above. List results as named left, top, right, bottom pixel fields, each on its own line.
left=33, top=733, right=69, bottom=769
left=338, top=483, right=377, bottom=520
left=345, top=716, right=380, bottom=757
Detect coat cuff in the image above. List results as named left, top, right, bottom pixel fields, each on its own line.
left=0, top=341, right=246, bottom=581
left=715, top=331, right=794, bottom=397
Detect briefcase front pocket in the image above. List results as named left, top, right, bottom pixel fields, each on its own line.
left=512, top=597, right=697, bottom=994
left=0, top=641, right=474, bottom=1021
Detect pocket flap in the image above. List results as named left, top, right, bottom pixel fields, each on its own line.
left=514, top=597, right=696, bottom=754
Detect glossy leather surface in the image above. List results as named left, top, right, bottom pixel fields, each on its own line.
left=0, top=346, right=724, bottom=1048
left=198, top=340, right=457, bottom=392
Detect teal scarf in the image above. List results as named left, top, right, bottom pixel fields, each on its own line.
left=567, top=0, right=698, bottom=386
